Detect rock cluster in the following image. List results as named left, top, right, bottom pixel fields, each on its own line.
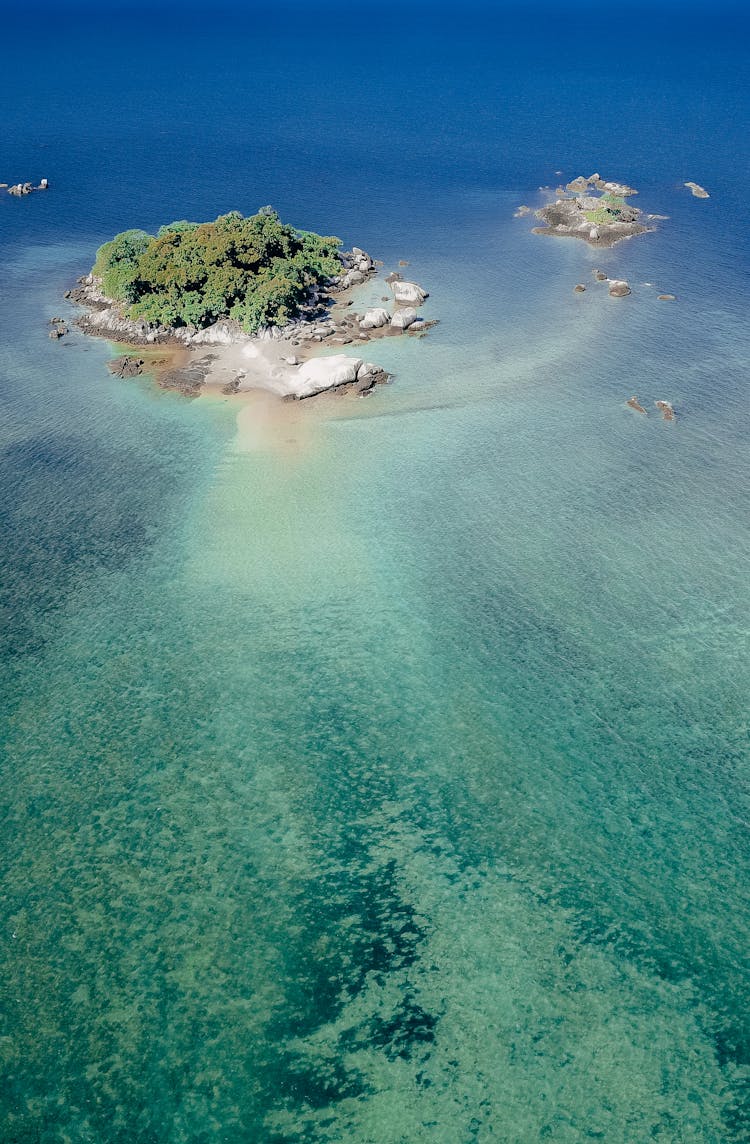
left=626, top=396, right=676, bottom=420
left=48, top=316, right=68, bottom=339
left=107, top=356, right=145, bottom=379
left=565, top=173, right=638, bottom=197
left=6, top=179, right=49, bottom=196
left=332, top=247, right=377, bottom=290
left=529, top=174, right=653, bottom=247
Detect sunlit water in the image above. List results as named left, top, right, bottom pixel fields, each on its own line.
left=1, top=6, right=749, bottom=1140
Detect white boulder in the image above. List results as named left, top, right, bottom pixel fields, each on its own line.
left=390, top=280, right=428, bottom=306
left=360, top=307, right=390, bottom=330
left=293, top=354, right=363, bottom=398
left=390, top=307, right=417, bottom=330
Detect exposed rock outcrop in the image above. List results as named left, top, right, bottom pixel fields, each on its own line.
left=684, top=181, right=709, bottom=199
left=390, top=280, right=428, bottom=306
left=390, top=307, right=418, bottom=330
left=107, top=356, right=145, bottom=379
left=7, top=179, right=49, bottom=196
left=532, top=175, right=652, bottom=247
left=289, top=355, right=390, bottom=399
left=608, top=279, right=631, bottom=298
left=293, top=355, right=363, bottom=397
left=359, top=307, right=390, bottom=330
left=159, top=355, right=217, bottom=397
left=655, top=400, right=676, bottom=421
left=627, top=396, right=647, bottom=414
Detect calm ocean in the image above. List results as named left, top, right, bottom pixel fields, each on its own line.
left=1, top=3, right=749, bottom=1140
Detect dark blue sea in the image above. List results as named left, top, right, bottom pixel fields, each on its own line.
left=1, top=3, right=749, bottom=1140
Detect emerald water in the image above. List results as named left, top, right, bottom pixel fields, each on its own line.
left=1, top=5, right=749, bottom=1140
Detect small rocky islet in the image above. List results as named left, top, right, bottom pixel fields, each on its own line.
left=2, top=177, right=49, bottom=196
left=67, top=207, right=434, bottom=400
left=529, top=173, right=659, bottom=247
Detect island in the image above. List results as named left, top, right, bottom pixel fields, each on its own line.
left=68, top=207, right=434, bottom=399
left=528, top=173, right=659, bottom=247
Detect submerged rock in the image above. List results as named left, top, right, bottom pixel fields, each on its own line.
left=627, top=395, right=647, bottom=414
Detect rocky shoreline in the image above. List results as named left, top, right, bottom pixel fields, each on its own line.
left=67, top=247, right=436, bottom=400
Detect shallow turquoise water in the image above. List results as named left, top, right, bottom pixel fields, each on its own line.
left=1, top=6, right=749, bottom=1141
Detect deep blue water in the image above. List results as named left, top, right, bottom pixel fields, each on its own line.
left=1, top=4, right=749, bottom=1141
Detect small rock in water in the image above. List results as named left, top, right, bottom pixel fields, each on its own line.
left=627, top=395, right=647, bottom=414
left=658, top=294, right=676, bottom=301
left=593, top=269, right=608, bottom=281
left=655, top=400, right=676, bottom=421
left=574, top=284, right=586, bottom=293
left=608, top=279, right=631, bottom=298
left=684, top=181, right=709, bottom=199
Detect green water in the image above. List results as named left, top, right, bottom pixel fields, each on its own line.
left=2, top=286, right=748, bottom=1138
left=2, top=11, right=750, bottom=1132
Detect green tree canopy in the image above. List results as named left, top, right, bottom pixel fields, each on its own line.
left=92, top=209, right=342, bottom=334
